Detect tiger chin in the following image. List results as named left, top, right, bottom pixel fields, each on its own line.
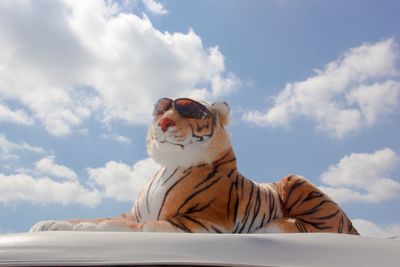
left=30, top=97, right=359, bottom=235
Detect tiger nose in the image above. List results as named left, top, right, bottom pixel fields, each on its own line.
left=159, top=117, right=176, bottom=132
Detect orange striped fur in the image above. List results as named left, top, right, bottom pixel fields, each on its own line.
left=30, top=98, right=359, bottom=235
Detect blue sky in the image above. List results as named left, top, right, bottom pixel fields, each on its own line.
left=0, top=0, right=399, bottom=237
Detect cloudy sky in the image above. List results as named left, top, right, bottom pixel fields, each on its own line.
left=0, top=0, right=399, bottom=237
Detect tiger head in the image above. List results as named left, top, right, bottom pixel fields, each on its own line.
left=147, top=98, right=231, bottom=168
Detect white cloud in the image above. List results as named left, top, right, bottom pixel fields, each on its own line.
left=142, top=0, right=168, bottom=15
left=0, top=173, right=100, bottom=207
left=243, top=39, right=400, bottom=138
left=0, top=103, right=34, bottom=126
left=99, top=133, right=132, bottom=144
left=113, top=135, right=132, bottom=144
left=0, top=134, right=44, bottom=161
left=210, top=71, right=241, bottom=97
left=0, top=137, right=100, bottom=207
left=319, top=148, right=400, bottom=204
left=87, top=157, right=158, bottom=202
left=0, top=0, right=238, bottom=136
left=352, top=219, right=400, bottom=239
left=0, top=157, right=157, bottom=206
left=346, top=80, right=400, bottom=125
left=35, top=156, right=78, bottom=181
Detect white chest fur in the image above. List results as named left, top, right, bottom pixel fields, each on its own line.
left=135, top=167, right=182, bottom=222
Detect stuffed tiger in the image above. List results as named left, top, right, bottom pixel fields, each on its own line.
left=30, top=97, right=359, bottom=235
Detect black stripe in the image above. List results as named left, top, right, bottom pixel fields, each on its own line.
left=347, top=219, right=359, bottom=235
left=268, top=188, right=275, bottom=223
left=134, top=212, right=139, bottom=221
left=240, top=175, right=244, bottom=199
left=167, top=219, right=191, bottom=232
left=134, top=205, right=141, bottom=221
left=215, top=157, right=237, bottom=168
left=233, top=183, right=239, bottom=225
left=243, top=183, right=255, bottom=222
left=296, top=219, right=307, bottom=232
left=154, top=168, right=166, bottom=186
left=295, top=199, right=335, bottom=217
left=227, top=169, right=236, bottom=178
left=292, top=191, right=324, bottom=212
left=161, top=168, right=179, bottom=185
left=186, top=203, right=199, bottom=213
left=286, top=175, right=295, bottom=182
left=227, top=182, right=234, bottom=219
left=157, top=172, right=192, bottom=220
left=177, top=176, right=223, bottom=214
left=271, top=185, right=279, bottom=220
left=145, top=196, right=150, bottom=215
left=238, top=182, right=254, bottom=233
left=136, top=204, right=142, bottom=221
left=182, top=215, right=209, bottom=231
left=194, top=168, right=218, bottom=189
left=185, top=198, right=216, bottom=214
left=300, top=218, right=333, bottom=230
left=259, top=213, right=267, bottom=229
left=213, top=151, right=231, bottom=164
left=286, top=195, right=303, bottom=212
left=284, top=178, right=307, bottom=205
left=195, top=120, right=211, bottom=132
left=225, top=169, right=237, bottom=221
left=271, top=200, right=277, bottom=220
left=239, top=204, right=252, bottom=233
left=248, top=187, right=261, bottom=232
left=315, top=209, right=340, bottom=220
left=194, top=163, right=208, bottom=168
left=211, top=226, right=222, bottom=233
left=338, top=216, right=344, bottom=233
left=182, top=167, right=192, bottom=174
left=304, top=191, right=324, bottom=201
left=146, top=176, right=158, bottom=214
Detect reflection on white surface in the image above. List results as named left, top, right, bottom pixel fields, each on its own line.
left=0, top=232, right=399, bottom=267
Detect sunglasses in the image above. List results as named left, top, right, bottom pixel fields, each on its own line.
left=153, top=98, right=215, bottom=120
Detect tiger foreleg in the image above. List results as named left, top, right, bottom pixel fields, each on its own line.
left=140, top=220, right=185, bottom=232
left=254, top=218, right=305, bottom=233
left=30, top=220, right=75, bottom=232
left=72, top=218, right=143, bottom=231
left=30, top=217, right=195, bottom=233
left=30, top=213, right=142, bottom=232
left=30, top=219, right=142, bottom=232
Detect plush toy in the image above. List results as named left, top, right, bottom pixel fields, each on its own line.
left=31, top=97, right=359, bottom=234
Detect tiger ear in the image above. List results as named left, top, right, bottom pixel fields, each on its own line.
left=212, top=102, right=230, bottom=126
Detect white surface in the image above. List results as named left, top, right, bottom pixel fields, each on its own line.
left=0, top=232, right=399, bottom=266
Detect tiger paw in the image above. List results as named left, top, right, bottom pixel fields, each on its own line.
left=72, top=222, right=100, bottom=231
left=73, top=221, right=142, bottom=232
left=30, top=220, right=74, bottom=232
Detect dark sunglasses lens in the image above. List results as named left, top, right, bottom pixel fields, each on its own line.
left=154, top=98, right=172, bottom=116
left=175, top=99, right=210, bottom=119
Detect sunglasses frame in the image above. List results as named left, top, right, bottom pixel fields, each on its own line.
left=153, top=98, right=215, bottom=120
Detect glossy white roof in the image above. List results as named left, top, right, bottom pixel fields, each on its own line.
left=0, top=232, right=399, bottom=266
